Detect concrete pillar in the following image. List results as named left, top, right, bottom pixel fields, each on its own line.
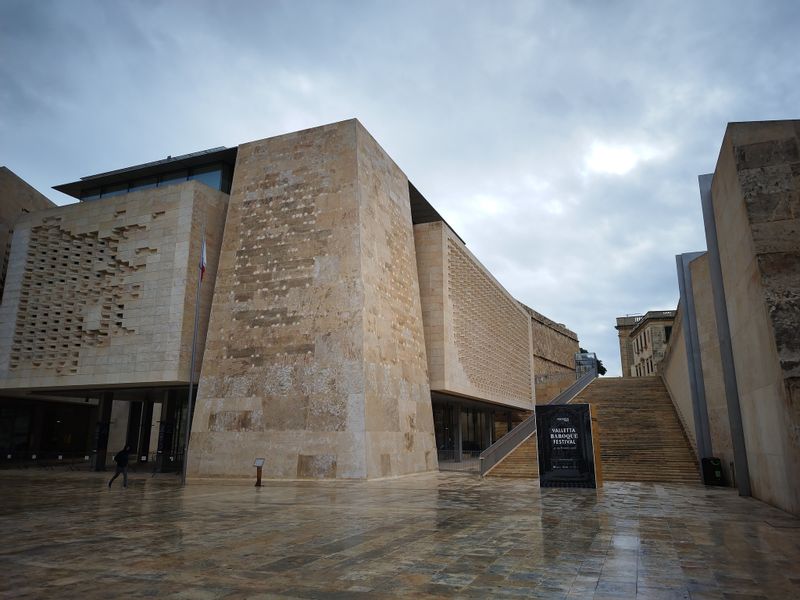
left=137, top=395, right=154, bottom=462
left=93, top=392, right=113, bottom=471
left=156, top=390, right=180, bottom=472
left=453, top=404, right=462, bottom=462
left=483, top=410, right=493, bottom=449
left=126, top=401, right=142, bottom=449
left=28, top=403, right=45, bottom=457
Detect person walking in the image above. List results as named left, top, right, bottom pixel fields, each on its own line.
left=108, top=445, right=131, bottom=489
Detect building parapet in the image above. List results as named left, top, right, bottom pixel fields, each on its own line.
left=519, top=303, right=578, bottom=341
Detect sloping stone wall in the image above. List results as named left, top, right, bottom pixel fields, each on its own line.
left=713, top=120, right=800, bottom=515
left=188, top=120, right=436, bottom=479
left=356, top=123, right=436, bottom=477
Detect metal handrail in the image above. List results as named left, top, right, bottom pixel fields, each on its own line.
left=479, top=367, right=597, bottom=476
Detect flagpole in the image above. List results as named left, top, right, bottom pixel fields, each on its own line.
left=181, top=224, right=206, bottom=486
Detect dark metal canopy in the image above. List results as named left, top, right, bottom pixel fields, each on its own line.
left=53, top=146, right=238, bottom=200
left=409, top=181, right=464, bottom=244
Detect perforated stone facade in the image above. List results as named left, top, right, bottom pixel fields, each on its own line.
left=0, top=167, right=55, bottom=301
left=0, top=181, right=228, bottom=388
left=414, top=220, right=534, bottom=410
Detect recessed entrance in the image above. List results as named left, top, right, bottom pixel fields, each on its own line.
left=431, top=392, right=526, bottom=472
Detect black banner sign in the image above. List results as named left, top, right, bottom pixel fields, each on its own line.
left=536, top=403, right=596, bottom=488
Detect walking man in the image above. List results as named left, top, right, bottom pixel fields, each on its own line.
left=108, top=445, right=131, bottom=488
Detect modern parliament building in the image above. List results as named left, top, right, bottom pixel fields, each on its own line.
left=0, top=119, right=579, bottom=479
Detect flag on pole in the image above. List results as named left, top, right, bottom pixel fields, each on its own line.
left=200, top=236, right=207, bottom=281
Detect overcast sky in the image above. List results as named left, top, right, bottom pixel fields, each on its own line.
left=2, top=0, right=799, bottom=375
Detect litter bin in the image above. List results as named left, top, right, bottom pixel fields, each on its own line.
left=702, top=457, right=724, bottom=486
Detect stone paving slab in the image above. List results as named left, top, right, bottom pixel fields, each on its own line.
left=0, top=471, right=798, bottom=598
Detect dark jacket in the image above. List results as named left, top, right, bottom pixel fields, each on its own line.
left=114, top=449, right=130, bottom=468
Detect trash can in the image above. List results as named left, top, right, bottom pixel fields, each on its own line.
left=702, top=457, right=724, bottom=486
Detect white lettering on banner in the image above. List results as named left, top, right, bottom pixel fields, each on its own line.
left=550, top=426, right=578, bottom=446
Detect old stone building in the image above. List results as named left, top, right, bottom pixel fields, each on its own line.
left=615, top=311, right=675, bottom=377
left=0, top=119, right=579, bottom=479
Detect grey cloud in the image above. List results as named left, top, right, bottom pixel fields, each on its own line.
left=1, top=0, right=799, bottom=374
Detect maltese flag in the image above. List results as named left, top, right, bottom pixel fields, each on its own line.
left=200, top=237, right=207, bottom=281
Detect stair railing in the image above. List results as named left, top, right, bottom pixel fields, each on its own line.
left=479, top=367, right=597, bottom=476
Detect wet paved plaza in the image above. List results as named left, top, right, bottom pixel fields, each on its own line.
left=1, top=470, right=799, bottom=599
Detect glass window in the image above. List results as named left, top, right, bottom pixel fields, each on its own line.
left=129, top=177, right=157, bottom=193
left=101, top=183, right=128, bottom=198
left=189, top=165, right=222, bottom=190
left=158, top=170, right=188, bottom=188
left=81, top=188, right=101, bottom=201
left=220, top=165, right=233, bottom=193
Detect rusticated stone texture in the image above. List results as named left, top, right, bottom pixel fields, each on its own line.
left=356, top=123, right=437, bottom=477
left=188, top=120, right=436, bottom=480
left=712, top=120, right=800, bottom=515
left=0, top=167, right=54, bottom=301
left=522, top=304, right=579, bottom=403
left=0, top=181, right=227, bottom=389
left=414, top=220, right=534, bottom=410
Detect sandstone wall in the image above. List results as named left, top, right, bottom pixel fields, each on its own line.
left=0, top=167, right=55, bottom=301
left=661, top=304, right=698, bottom=455
left=617, top=326, right=635, bottom=378
left=0, top=181, right=227, bottom=389
left=188, top=120, right=436, bottom=480
left=356, top=123, right=437, bottom=477
left=713, top=120, right=800, bottom=514
left=413, top=223, right=445, bottom=391
left=414, top=221, right=534, bottom=410
left=524, top=305, right=579, bottom=403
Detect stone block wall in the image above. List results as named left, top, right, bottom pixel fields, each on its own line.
left=661, top=305, right=698, bottom=456
left=0, top=181, right=228, bottom=389
left=523, top=304, right=579, bottom=403
left=712, top=120, right=800, bottom=514
left=0, top=167, right=55, bottom=301
left=188, top=120, right=436, bottom=479
left=414, top=221, right=534, bottom=410
left=356, top=123, right=437, bottom=477
left=616, top=324, right=636, bottom=378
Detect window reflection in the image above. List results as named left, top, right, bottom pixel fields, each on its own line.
left=189, top=166, right=222, bottom=189
left=79, top=163, right=231, bottom=201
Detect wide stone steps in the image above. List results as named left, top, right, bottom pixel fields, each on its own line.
left=485, top=435, right=538, bottom=478
left=571, top=376, right=700, bottom=483
left=486, top=376, right=699, bottom=483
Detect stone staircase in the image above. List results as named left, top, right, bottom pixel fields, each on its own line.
left=485, top=435, right=538, bottom=478
left=573, top=377, right=699, bottom=483
left=486, top=376, right=700, bottom=483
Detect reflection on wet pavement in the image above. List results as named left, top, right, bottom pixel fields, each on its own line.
left=1, top=470, right=798, bottom=598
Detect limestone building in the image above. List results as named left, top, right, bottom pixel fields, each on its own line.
left=0, top=119, right=579, bottom=479
left=615, top=311, right=675, bottom=377
left=661, top=120, right=800, bottom=516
